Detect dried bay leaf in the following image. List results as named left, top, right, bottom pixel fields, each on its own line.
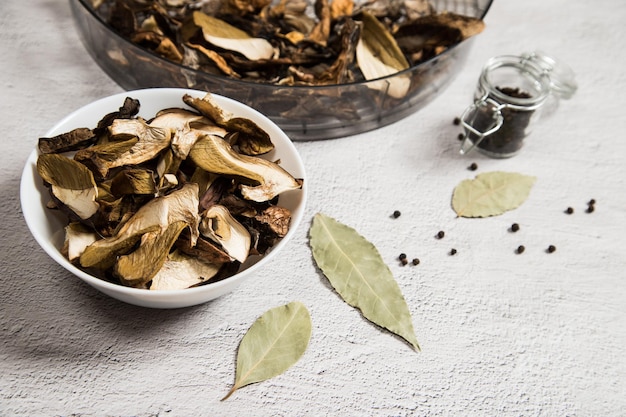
left=309, top=213, right=420, bottom=351
left=222, top=301, right=311, bottom=400
left=452, top=171, right=537, bottom=218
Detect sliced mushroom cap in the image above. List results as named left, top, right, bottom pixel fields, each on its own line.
left=80, top=183, right=200, bottom=269
left=150, top=250, right=222, bottom=290
left=149, top=108, right=207, bottom=131
left=200, top=205, right=251, bottom=263
left=110, top=168, right=157, bottom=196
left=183, top=93, right=274, bottom=155
left=189, top=135, right=302, bottom=202
left=356, top=11, right=411, bottom=99
left=151, top=108, right=229, bottom=161
left=75, top=118, right=172, bottom=177
left=188, top=11, right=277, bottom=61
left=114, top=220, right=188, bottom=287
left=37, top=153, right=100, bottom=220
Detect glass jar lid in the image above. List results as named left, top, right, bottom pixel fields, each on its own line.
left=521, top=51, right=577, bottom=99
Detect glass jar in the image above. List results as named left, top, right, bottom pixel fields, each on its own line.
left=459, top=51, right=577, bottom=158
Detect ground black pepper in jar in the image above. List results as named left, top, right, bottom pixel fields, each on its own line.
left=459, top=52, right=577, bottom=158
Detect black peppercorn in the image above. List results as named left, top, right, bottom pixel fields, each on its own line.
left=412, top=258, right=420, bottom=265
left=399, top=253, right=407, bottom=261
left=392, top=210, right=401, bottom=218
left=588, top=199, right=596, bottom=205
left=436, top=231, right=445, bottom=239
left=565, top=207, right=574, bottom=214
left=450, top=248, right=457, bottom=255
left=516, top=245, right=525, bottom=254
left=586, top=205, right=595, bottom=213
left=401, top=258, right=408, bottom=265
left=468, top=162, right=478, bottom=171
left=510, top=223, right=520, bottom=232
left=457, top=133, right=465, bottom=141
left=547, top=245, right=556, bottom=253
left=453, top=117, right=461, bottom=126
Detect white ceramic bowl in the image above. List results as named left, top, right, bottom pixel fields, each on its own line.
left=20, top=88, right=307, bottom=309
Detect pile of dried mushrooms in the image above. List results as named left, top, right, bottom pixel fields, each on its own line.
left=37, top=93, right=303, bottom=290
left=92, top=0, right=485, bottom=90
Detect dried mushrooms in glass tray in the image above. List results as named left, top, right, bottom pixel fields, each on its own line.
left=72, top=0, right=492, bottom=139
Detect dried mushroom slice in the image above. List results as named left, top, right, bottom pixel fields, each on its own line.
left=115, top=220, right=189, bottom=287
left=170, top=125, right=214, bottom=161
left=185, top=42, right=242, bottom=78
left=176, top=230, right=233, bottom=265
left=75, top=119, right=171, bottom=177
left=307, top=0, right=331, bottom=46
left=254, top=205, right=292, bottom=238
left=92, top=195, right=147, bottom=238
left=80, top=183, right=200, bottom=269
left=183, top=93, right=274, bottom=156
left=38, top=128, right=96, bottom=154
left=110, top=168, right=157, bottom=195
left=36, top=153, right=100, bottom=220
left=188, top=134, right=302, bottom=202
left=150, top=250, right=222, bottom=290
left=62, top=222, right=98, bottom=262
left=330, top=0, right=355, bottom=20
left=94, top=97, right=140, bottom=134
left=315, top=17, right=360, bottom=85
left=267, top=0, right=316, bottom=37
left=131, top=31, right=183, bottom=63
left=356, top=11, right=411, bottom=99
left=185, top=12, right=277, bottom=61
left=394, top=12, right=485, bottom=61
left=200, top=205, right=251, bottom=263
left=149, top=108, right=204, bottom=130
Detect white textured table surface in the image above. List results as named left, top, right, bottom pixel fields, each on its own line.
left=2, top=1, right=626, bottom=416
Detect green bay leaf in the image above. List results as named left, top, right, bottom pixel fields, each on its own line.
left=452, top=171, right=536, bottom=218
left=309, top=213, right=420, bottom=351
left=222, top=301, right=311, bottom=401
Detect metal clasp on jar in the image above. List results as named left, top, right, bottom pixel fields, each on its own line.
left=459, top=96, right=504, bottom=155
left=459, top=91, right=545, bottom=158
